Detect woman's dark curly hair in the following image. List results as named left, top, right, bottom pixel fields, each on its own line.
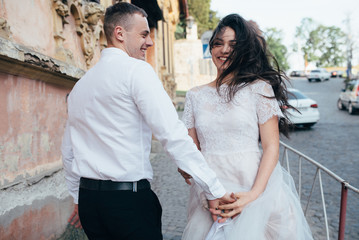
left=209, top=14, right=292, bottom=138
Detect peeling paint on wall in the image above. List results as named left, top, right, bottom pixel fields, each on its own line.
left=0, top=73, right=68, bottom=188
left=0, top=170, right=72, bottom=239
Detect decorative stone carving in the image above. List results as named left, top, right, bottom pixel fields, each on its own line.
left=84, top=2, right=104, bottom=26
left=0, top=18, right=11, bottom=39
left=54, top=0, right=70, bottom=23
left=161, top=66, right=177, bottom=99
left=78, top=2, right=105, bottom=66
left=53, top=0, right=73, bottom=63
left=52, top=0, right=105, bottom=68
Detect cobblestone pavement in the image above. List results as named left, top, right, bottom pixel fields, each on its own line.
left=150, top=151, right=189, bottom=240
left=151, top=77, right=358, bottom=240
left=282, top=77, right=359, bottom=240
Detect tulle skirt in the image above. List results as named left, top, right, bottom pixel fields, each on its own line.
left=182, top=151, right=313, bottom=240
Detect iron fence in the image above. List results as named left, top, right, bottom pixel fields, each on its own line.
left=280, top=141, right=359, bottom=240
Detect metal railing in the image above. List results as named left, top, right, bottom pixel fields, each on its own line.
left=279, top=141, right=359, bottom=240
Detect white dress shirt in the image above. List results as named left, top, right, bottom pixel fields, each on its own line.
left=61, top=48, right=226, bottom=204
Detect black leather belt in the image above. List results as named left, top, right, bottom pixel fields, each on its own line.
left=80, top=178, right=150, bottom=192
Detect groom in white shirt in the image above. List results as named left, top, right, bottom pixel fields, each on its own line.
left=61, top=2, right=231, bottom=239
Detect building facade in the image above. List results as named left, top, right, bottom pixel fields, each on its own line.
left=0, top=0, right=185, bottom=239
left=173, top=22, right=216, bottom=91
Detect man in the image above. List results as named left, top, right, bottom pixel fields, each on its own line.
left=62, top=2, right=231, bottom=239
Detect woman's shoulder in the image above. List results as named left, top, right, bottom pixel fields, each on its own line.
left=186, top=83, right=213, bottom=95
left=248, top=79, right=271, bottom=88
left=248, top=79, right=273, bottom=96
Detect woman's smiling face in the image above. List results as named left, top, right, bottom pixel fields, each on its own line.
left=211, top=27, right=236, bottom=74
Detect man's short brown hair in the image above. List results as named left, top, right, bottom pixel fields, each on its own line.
left=104, top=2, right=147, bottom=44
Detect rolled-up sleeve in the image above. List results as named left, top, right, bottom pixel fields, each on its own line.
left=131, top=62, right=225, bottom=199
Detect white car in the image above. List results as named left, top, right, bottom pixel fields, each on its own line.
left=285, top=88, right=320, bottom=128
left=307, top=69, right=330, bottom=82
left=337, top=80, right=359, bottom=114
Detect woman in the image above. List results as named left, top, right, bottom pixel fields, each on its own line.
left=180, top=14, right=313, bottom=239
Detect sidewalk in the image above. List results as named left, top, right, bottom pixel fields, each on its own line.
left=150, top=140, right=189, bottom=240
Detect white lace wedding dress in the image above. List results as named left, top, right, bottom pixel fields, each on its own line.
left=181, top=80, right=313, bottom=240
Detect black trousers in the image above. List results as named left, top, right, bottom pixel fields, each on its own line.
left=78, top=187, right=163, bottom=240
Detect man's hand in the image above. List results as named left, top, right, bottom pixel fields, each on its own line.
left=208, top=193, right=235, bottom=223
left=177, top=168, right=192, bottom=185
left=208, top=199, right=220, bottom=221
left=68, top=204, right=82, bottom=228
left=218, top=191, right=257, bottom=219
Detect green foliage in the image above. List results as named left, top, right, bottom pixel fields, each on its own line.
left=265, top=28, right=289, bottom=71
left=175, top=14, right=186, bottom=40
left=176, top=90, right=187, bottom=97
left=175, top=0, right=220, bottom=39
left=206, top=9, right=221, bottom=34
left=295, top=18, right=316, bottom=44
left=294, top=18, right=346, bottom=67
left=314, top=25, right=346, bottom=67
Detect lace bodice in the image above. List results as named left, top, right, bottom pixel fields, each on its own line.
left=182, top=80, right=283, bottom=154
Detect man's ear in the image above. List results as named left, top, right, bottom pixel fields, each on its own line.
left=114, top=26, right=125, bottom=42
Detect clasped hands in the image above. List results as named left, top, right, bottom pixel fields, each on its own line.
left=178, top=168, right=256, bottom=223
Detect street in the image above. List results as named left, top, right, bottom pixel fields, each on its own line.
left=282, top=77, right=359, bottom=240
left=150, top=77, right=359, bottom=240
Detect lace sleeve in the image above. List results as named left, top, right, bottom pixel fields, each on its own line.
left=254, top=81, right=284, bottom=125
left=182, top=91, right=195, bottom=129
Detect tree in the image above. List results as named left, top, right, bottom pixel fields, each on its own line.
left=187, top=0, right=220, bottom=37
left=175, top=0, right=220, bottom=39
left=293, top=18, right=316, bottom=68
left=294, top=18, right=346, bottom=67
left=175, top=14, right=187, bottom=39
left=315, top=26, right=346, bottom=67
left=265, top=28, right=289, bottom=71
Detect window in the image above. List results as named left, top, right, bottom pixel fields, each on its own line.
left=288, top=90, right=308, bottom=100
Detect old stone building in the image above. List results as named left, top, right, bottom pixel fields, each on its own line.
left=0, top=0, right=186, bottom=239
left=174, top=22, right=216, bottom=91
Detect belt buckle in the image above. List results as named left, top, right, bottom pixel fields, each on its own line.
left=132, top=182, right=137, bottom=192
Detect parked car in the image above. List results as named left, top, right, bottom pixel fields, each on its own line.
left=307, top=69, right=330, bottom=82
left=331, top=70, right=344, bottom=78
left=285, top=88, right=320, bottom=128
left=337, top=80, right=359, bottom=114
left=290, top=70, right=306, bottom=77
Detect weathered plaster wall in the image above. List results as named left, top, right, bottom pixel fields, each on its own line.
left=0, top=0, right=57, bottom=55
left=0, top=170, right=72, bottom=240
left=0, top=0, right=108, bottom=70
left=0, top=72, right=68, bottom=188
left=0, top=0, right=96, bottom=238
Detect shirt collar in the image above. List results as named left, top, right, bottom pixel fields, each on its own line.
left=101, top=47, right=128, bottom=57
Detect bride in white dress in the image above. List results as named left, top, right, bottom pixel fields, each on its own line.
left=180, top=14, right=313, bottom=240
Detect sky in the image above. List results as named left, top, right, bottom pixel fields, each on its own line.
left=210, top=0, right=359, bottom=69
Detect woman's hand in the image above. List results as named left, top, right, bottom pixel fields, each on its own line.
left=208, top=192, right=236, bottom=223
left=216, top=191, right=258, bottom=219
